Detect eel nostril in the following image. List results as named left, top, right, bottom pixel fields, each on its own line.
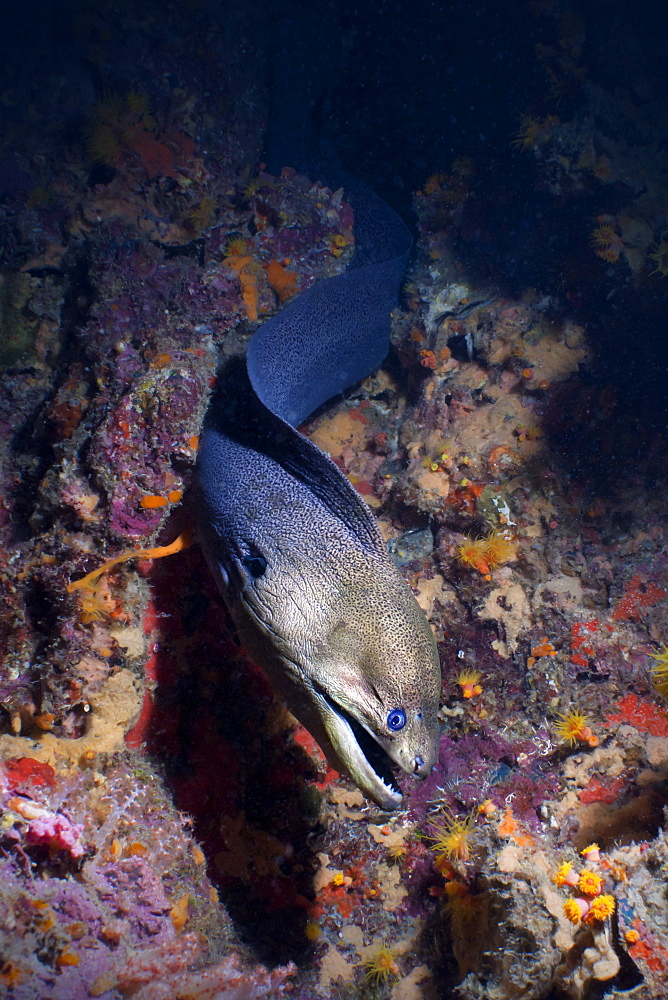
left=413, top=755, right=425, bottom=773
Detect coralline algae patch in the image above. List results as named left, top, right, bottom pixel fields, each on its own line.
left=83, top=350, right=212, bottom=541
left=0, top=754, right=295, bottom=1000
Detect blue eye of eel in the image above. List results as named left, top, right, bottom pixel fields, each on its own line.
left=194, top=13, right=442, bottom=811
left=387, top=708, right=406, bottom=732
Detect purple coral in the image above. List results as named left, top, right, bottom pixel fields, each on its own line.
left=5, top=795, right=85, bottom=858
left=117, top=934, right=295, bottom=1000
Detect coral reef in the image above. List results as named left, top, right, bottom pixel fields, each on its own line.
left=0, top=755, right=294, bottom=999
left=2, top=0, right=668, bottom=998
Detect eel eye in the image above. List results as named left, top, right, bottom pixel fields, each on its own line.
left=242, top=553, right=267, bottom=578
left=387, top=708, right=406, bottom=732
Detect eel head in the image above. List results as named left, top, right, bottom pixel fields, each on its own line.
left=232, top=553, right=442, bottom=811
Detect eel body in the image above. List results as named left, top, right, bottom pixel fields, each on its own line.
left=195, top=40, right=441, bottom=811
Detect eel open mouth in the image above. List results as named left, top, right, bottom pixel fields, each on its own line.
left=319, top=689, right=402, bottom=810
left=345, top=709, right=401, bottom=794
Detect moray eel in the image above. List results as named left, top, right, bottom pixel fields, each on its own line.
left=194, top=43, right=441, bottom=813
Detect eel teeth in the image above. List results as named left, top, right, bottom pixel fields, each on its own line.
left=322, top=691, right=402, bottom=807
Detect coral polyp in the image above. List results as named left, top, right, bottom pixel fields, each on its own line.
left=591, top=223, right=624, bottom=263
left=360, top=944, right=400, bottom=985
left=85, top=93, right=131, bottom=167
left=553, top=710, right=598, bottom=748
left=456, top=669, right=483, bottom=698
left=564, top=897, right=590, bottom=924
left=648, top=234, right=668, bottom=277
left=85, top=91, right=157, bottom=169
left=552, top=862, right=579, bottom=888
left=74, top=575, right=122, bottom=625
left=648, top=645, right=668, bottom=697
left=223, top=235, right=249, bottom=258
left=456, top=536, right=491, bottom=576
left=428, top=808, right=477, bottom=864
left=456, top=530, right=517, bottom=577
left=586, top=894, right=616, bottom=923
left=511, top=114, right=556, bottom=151
left=86, top=124, right=123, bottom=168
left=483, top=530, right=518, bottom=568
left=577, top=870, right=603, bottom=896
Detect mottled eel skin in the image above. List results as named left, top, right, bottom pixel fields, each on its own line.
left=194, top=45, right=441, bottom=813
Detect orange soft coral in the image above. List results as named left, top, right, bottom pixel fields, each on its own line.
left=67, top=530, right=192, bottom=597
left=265, top=259, right=298, bottom=302
left=224, top=254, right=260, bottom=320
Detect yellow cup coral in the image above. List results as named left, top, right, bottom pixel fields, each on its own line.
left=577, top=870, right=603, bottom=896
left=584, top=895, right=616, bottom=924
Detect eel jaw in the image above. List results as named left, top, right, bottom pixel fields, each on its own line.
left=315, top=689, right=403, bottom=811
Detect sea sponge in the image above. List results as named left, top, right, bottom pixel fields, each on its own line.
left=265, top=259, right=298, bottom=302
